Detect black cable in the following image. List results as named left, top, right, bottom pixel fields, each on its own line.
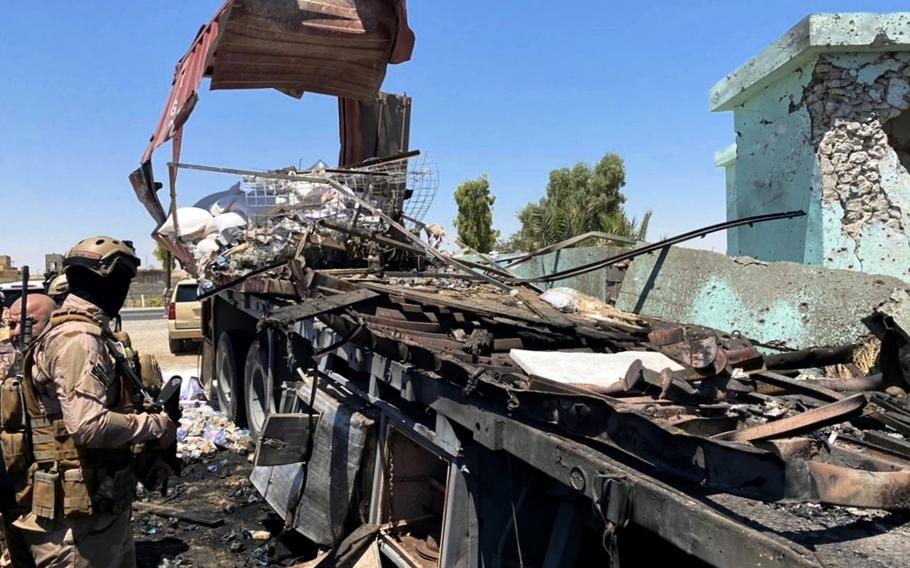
left=523, top=210, right=806, bottom=284
left=313, top=323, right=364, bottom=357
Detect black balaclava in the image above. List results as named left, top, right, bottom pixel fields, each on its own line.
left=67, top=266, right=133, bottom=318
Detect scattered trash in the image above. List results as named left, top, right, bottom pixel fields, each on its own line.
left=541, top=287, right=647, bottom=329
left=178, top=375, right=208, bottom=408
left=177, top=404, right=254, bottom=461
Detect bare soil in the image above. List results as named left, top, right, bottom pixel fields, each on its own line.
left=122, top=316, right=317, bottom=567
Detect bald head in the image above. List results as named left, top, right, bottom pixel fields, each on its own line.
left=9, top=294, right=56, bottom=343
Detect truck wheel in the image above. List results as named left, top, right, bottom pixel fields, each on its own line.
left=168, top=337, right=181, bottom=354
left=244, top=340, right=275, bottom=443
left=215, top=332, right=245, bottom=425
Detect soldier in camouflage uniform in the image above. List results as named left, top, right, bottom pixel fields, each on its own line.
left=0, top=296, right=54, bottom=567
left=0, top=237, right=176, bottom=568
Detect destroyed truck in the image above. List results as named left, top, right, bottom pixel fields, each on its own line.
left=131, top=2, right=910, bottom=566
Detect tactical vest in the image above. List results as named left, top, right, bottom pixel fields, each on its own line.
left=0, top=309, right=139, bottom=519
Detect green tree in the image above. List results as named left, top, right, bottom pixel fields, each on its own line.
left=154, top=243, right=175, bottom=270
left=510, top=153, right=651, bottom=250
left=453, top=175, right=499, bottom=253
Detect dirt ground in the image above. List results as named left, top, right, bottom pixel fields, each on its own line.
left=122, top=314, right=316, bottom=567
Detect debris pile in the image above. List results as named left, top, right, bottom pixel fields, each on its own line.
left=132, top=450, right=320, bottom=568
left=159, top=156, right=438, bottom=286
left=154, top=152, right=910, bottom=562
left=177, top=405, right=253, bottom=460
left=133, top=382, right=320, bottom=567
left=257, top=258, right=910, bottom=513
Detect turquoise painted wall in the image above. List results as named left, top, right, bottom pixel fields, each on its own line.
left=490, top=244, right=905, bottom=351
left=486, top=247, right=626, bottom=301
left=722, top=52, right=910, bottom=282
left=727, top=58, right=818, bottom=264
left=615, top=246, right=908, bottom=350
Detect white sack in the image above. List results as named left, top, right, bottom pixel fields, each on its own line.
left=158, top=207, right=214, bottom=240
left=203, top=212, right=247, bottom=238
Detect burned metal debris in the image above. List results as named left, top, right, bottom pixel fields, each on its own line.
left=152, top=155, right=910, bottom=514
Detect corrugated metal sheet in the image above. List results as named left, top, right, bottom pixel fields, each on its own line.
left=140, top=0, right=413, bottom=165
left=141, top=2, right=226, bottom=163
left=211, top=0, right=413, bottom=100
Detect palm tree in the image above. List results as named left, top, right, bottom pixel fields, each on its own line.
left=516, top=204, right=651, bottom=250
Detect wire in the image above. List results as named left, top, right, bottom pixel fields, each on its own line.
left=523, top=210, right=806, bottom=284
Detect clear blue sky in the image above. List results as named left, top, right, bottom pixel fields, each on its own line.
left=2, top=1, right=909, bottom=271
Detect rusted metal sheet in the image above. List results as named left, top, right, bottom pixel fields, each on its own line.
left=717, top=393, right=867, bottom=442
left=339, top=93, right=412, bottom=167
left=805, top=461, right=910, bottom=509
left=134, top=0, right=414, bottom=256
left=141, top=0, right=413, bottom=165
left=211, top=0, right=413, bottom=100
left=141, top=4, right=224, bottom=164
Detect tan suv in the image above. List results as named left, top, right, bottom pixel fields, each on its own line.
left=167, top=279, right=202, bottom=353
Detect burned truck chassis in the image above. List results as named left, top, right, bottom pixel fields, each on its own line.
left=201, top=284, right=903, bottom=568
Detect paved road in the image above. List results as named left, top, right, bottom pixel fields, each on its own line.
left=121, top=309, right=165, bottom=322
left=121, top=314, right=199, bottom=375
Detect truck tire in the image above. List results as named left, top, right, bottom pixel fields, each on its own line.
left=243, top=339, right=275, bottom=443
left=168, top=337, right=181, bottom=355
left=215, top=332, right=245, bottom=425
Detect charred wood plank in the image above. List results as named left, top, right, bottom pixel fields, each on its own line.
left=133, top=502, right=225, bottom=528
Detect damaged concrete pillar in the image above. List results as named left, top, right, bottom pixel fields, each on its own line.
left=711, top=13, right=910, bottom=283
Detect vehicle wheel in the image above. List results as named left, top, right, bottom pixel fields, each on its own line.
left=244, top=340, right=276, bottom=443
left=168, top=337, right=181, bottom=355
left=214, top=332, right=246, bottom=425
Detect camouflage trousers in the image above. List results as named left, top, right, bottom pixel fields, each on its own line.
left=11, top=510, right=134, bottom=568
left=0, top=513, right=34, bottom=568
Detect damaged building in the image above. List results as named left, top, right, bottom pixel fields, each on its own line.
left=712, top=13, right=910, bottom=282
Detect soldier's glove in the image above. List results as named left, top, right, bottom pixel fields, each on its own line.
left=142, top=455, right=175, bottom=495
left=154, top=412, right=178, bottom=449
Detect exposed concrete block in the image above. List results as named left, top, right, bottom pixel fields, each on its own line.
left=616, top=246, right=907, bottom=350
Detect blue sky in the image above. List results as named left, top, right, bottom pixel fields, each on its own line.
left=2, top=1, right=909, bottom=270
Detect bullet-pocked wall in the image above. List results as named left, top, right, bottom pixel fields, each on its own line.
left=711, top=13, right=910, bottom=282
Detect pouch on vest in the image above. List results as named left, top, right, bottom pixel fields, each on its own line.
left=15, top=462, right=36, bottom=507
left=0, top=379, right=24, bottom=431
left=0, top=431, right=29, bottom=475
left=31, top=469, right=58, bottom=519
left=62, top=468, right=93, bottom=517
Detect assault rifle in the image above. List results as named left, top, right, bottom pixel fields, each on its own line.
left=107, top=340, right=183, bottom=495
